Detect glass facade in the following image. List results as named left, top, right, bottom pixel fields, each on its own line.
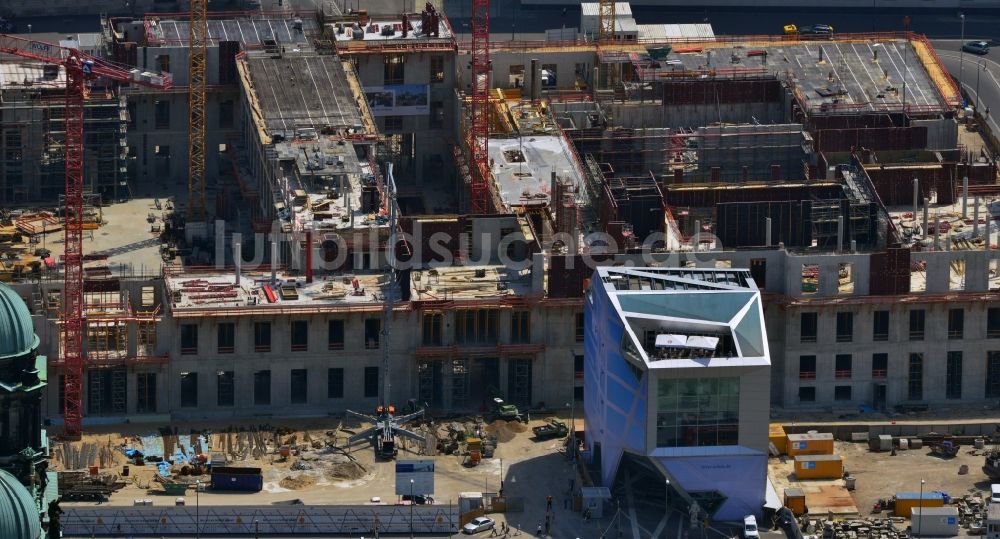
left=656, top=377, right=740, bottom=447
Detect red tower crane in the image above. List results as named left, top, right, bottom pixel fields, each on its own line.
left=469, top=0, right=491, bottom=214
left=0, top=34, right=172, bottom=438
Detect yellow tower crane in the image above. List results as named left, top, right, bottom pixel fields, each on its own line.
left=187, top=0, right=208, bottom=225
left=598, top=0, right=616, bottom=44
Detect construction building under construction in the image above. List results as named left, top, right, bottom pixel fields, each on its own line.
left=2, top=0, right=1000, bottom=426
left=0, top=61, right=127, bottom=204
left=447, top=14, right=1000, bottom=413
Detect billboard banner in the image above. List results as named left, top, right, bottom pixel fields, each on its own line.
left=365, top=84, right=430, bottom=116
left=395, top=459, right=435, bottom=495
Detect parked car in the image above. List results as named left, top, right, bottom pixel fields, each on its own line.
left=812, top=24, right=834, bottom=35
left=463, top=516, right=496, bottom=534
left=963, top=41, right=990, bottom=55
left=402, top=494, right=434, bottom=505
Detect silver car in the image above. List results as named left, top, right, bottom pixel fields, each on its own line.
left=462, top=516, right=496, bottom=534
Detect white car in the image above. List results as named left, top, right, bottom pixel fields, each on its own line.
left=463, top=516, right=496, bottom=534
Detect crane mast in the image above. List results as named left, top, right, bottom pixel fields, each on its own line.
left=380, top=163, right=397, bottom=407
left=187, top=0, right=208, bottom=225
left=469, top=0, right=490, bottom=214
left=598, top=0, right=616, bottom=44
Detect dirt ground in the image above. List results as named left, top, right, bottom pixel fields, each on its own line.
left=769, top=440, right=992, bottom=520
left=55, top=413, right=578, bottom=509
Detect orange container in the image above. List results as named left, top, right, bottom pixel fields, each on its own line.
left=794, top=454, right=843, bottom=479
left=786, top=432, right=834, bottom=456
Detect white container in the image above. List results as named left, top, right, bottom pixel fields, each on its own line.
left=899, top=438, right=909, bottom=450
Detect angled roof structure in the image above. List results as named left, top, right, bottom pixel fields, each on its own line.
left=593, top=266, right=769, bottom=370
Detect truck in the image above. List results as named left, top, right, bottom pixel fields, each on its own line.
left=493, top=398, right=526, bottom=423
left=532, top=419, right=569, bottom=440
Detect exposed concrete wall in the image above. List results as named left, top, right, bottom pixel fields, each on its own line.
left=912, top=118, right=959, bottom=151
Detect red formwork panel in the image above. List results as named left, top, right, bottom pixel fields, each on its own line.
left=814, top=127, right=927, bottom=152
left=662, top=79, right=782, bottom=106
left=869, top=246, right=911, bottom=296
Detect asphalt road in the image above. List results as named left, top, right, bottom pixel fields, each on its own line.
left=930, top=39, right=1000, bottom=136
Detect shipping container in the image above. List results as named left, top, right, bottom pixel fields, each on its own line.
left=794, top=454, right=843, bottom=480
left=784, top=488, right=806, bottom=515
left=211, top=466, right=263, bottom=492
left=911, top=507, right=959, bottom=537
left=786, top=433, right=834, bottom=457
left=894, top=492, right=945, bottom=517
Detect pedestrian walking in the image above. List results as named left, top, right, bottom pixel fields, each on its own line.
left=537, top=521, right=543, bottom=535
left=546, top=495, right=553, bottom=510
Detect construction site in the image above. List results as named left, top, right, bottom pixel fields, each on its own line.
left=1, top=0, right=1000, bottom=536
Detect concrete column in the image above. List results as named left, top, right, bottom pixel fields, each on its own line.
left=530, top=59, right=540, bottom=101
left=963, top=176, right=969, bottom=219
left=836, top=216, right=844, bottom=253
left=234, top=241, right=242, bottom=285
left=934, top=214, right=941, bottom=250
left=974, top=197, right=981, bottom=238
left=912, top=178, right=919, bottom=223
left=922, top=197, right=929, bottom=240
left=270, top=238, right=278, bottom=285
left=765, top=217, right=772, bottom=246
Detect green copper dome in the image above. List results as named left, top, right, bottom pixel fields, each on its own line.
left=0, top=283, right=38, bottom=359
left=0, top=469, right=41, bottom=539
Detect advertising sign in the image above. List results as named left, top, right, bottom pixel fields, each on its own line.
left=365, top=84, right=430, bottom=116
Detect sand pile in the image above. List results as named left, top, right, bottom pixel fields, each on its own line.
left=485, top=420, right=527, bottom=443
left=325, top=462, right=366, bottom=481
left=279, top=474, right=316, bottom=490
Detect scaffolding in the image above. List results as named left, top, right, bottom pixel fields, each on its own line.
left=0, top=72, right=127, bottom=204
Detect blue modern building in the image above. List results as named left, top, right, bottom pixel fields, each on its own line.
left=584, top=266, right=771, bottom=523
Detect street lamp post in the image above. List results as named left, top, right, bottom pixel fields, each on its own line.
left=977, top=61, right=985, bottom=110
left=960, top=13, right=966, bottom=88
left=410, top=479, right=415, bottom=539
left=499, top=457, right=504, bottom=493
left=665, top=479, right=671, bottom=511
left=195, top=479, right=201, bottom=539
left=916, top=478, right=926, bottom=537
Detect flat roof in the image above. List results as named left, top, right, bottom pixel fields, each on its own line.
left=241, top=50, right=371, bottom=138
left=410, top=266, right=533, bottom=301
left=275, top=140, right=389, bottom=233
left=580, top=2, right=633, bottom=17
left=594, top=266, right=769, bottom=369
left=488, top=135, right=583, bottom=211
left=166, top=271, right=393, bottom=312
left=644, top=39, right=949, bottom=114
left=637, top=23, right=715, bottom=42
left=147, top=16, right=319, bottom=46
left=330, top=16, right=452, bottom=43
left=0, top=63, right=65, bottom=89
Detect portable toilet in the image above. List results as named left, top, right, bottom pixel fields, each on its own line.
left=784, top=488, right=806, bottom=515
